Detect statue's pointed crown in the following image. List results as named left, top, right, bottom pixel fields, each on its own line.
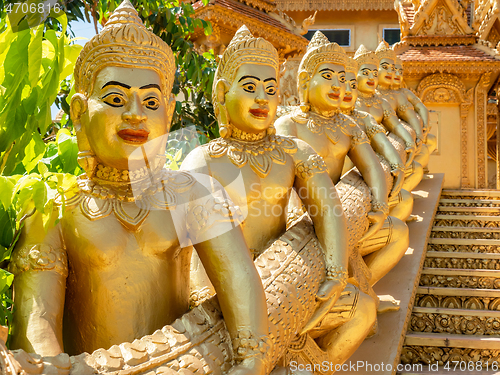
left=74, top=0, right=175, bottom=96
left=213, top=25, right=278, bottom=107
left=299, top=31, right=346, bottom=76
left=345, top=57, right=358, bottom=73
left=375, top=40, right=396, bottom=61
left=354, top=44, right=379, bottom=67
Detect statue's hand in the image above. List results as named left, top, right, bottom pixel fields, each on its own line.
left=358, top=210, right=385, bottom=243
left=316, top=278, right=344, bottom=302
left=299, top=279, right=343, bottom=335
left=389, top=168, right=405, bottom=199
left=228, top=357, right=267, bottom=375
left=405, top=145, right=416, bottom=167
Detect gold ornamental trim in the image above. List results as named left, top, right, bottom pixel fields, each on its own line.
left=276, top=0, right=395, bottom=12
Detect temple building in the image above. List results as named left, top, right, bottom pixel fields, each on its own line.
left=192, top=0, right=500, bottom=190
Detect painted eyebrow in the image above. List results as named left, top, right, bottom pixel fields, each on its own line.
left=102, top=81, right=131, bottom=89
left=238, top=75, right=260, bottom=82
left=319, top=68, right=345, bottom=74
left=140, top=84, right=161, bottom=91
left=264, top=78, right=277, bottom=83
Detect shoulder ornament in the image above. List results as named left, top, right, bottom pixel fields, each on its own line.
left=206, top=134, right=298, bottom=178
left=351, top=126, right=370, bottom=148
left=383, top=107, right=396, bottom=121
left=186, top=195, right=244, bottom=243
left=232, top=330, right=272, bottom=363
left=364, top=119, right=386, bottom=140
left=397, top=103, right=411, bottom=115
left=295, top=154, right=328, bottom=181
left=9, top=244, right=68, bottom=277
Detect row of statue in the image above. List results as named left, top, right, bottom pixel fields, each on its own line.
left=1, top=1, right=437, bottom=374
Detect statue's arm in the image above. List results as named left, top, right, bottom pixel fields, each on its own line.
left=274, top=115, right=298, bottom=137
left=406, top=89, right=429, bottom=130
left=9, top=207, right=67, bottom=356
left=365, top=116, right=405, bottom=198
left=348, top=126, right=389, bottom=240
left=395, top=97, right=424, bottom=141
left=187, top=181, right=269, bottom=374
left=381, top=100, right=416, bottom=165
left=292, top=139, right=348, bottom=301
left=180, top=146, right=211, bottom=175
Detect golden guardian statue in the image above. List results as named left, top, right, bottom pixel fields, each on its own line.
left=8, top=3, right=270, bottom=374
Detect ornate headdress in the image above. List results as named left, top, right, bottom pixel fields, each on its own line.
left=395, top=56, right=403, bottom=67
left=213, top=26, right=279, bottom=137
left=298, top=31, right=346, bottom=112
left=345, top=57, right=358, bottom=73
left=298, top=31, right=346, bottom=76
left=74, top=0, right=175, bottom=97
left=375, top=40, right=397, bottom=61
left=354, top=45, right=379, bottom=67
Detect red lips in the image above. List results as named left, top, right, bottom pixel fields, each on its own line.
left=385, top=76, right=392, bottom=79
left=328, top=93, right=340, bottom=99
left=249, top=108, right=269, bottom=118
left=343, top=96, right=352, bottom=102
left=367, top=82, right=375, bottom=86
left=117, top=128, right=150, bottom=144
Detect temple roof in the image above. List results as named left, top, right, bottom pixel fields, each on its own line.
left=399, top=45, right=498, bottom=62
left=192, top=0, right=308, bottom=57
left=276, top=0, right=395, bottom=12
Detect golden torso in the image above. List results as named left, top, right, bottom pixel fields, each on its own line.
left=355, top=94, right=385, bottom=124
left=60, top=173, right=194, bottom=354
left=199, top=135, right=297, bottom=253
left=287, top=111, right=360, bottom=183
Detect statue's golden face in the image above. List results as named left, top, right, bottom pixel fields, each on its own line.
left=357, top=63, right=378, bottom=94
left=225, top=63, right=278, bottom=134
left=378, top=58, right=395, bottom=88
left=393, top=63, right=403, bottom=89
left=308, top=63, right=346, bottom=112
left=83, top=66, right=173, bottom=170
left=340, top=71, right=357, bottom=111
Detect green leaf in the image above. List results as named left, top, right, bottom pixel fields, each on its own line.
left=22, top=134, right=46, bottom=173
left=32, top=180, right=48, bottom=214
left=173, top=148, right=183, bottom=162
left=0, top=269, right=14, bottom=295
left=0, top=176, right=15, bottom=210
left=28, top=23, right=44, bottom=88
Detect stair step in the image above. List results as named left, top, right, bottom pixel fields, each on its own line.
left=404, top=332, right=500, bottom=349
left=417, top=286, right=500, bottom=297
left=439, top=198, right=500, bottom=205
left=429, top=238, right=500, bottom=246
left=412, top=306, right=500, bottom=317
left=441, top=190, right=500, bottom=198
left=438, top=206, right=500, bottom=213
left=434, top=214, right=500, bottom=221
left=432, top=226, right=500, bottom=232
left=421, top=268, right=500, bottom=277
left=426, top=251, right=500, bottom=259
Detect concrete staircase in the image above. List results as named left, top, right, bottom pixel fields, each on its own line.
left=400, top=190, right=500, bottom=372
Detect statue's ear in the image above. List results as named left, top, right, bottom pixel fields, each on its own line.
left=298, top=70, right=311, bottom=113
left=165, top=94, right=176, bottom=131
left=215, top=79, right=230, bottom=105
left=70, top=93, right=88, bottom=131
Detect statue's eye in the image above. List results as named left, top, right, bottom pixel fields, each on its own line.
left=321, top=72, right=332, bottom=80
left=102, top=93, right=125, bottom=107
left=266, top=85, right=277, bottom=95
left=351, top=82, right=357, bottom=89
left=243, top=82, right=256, bottom=93
left=373, top=71, right=378, bottom=77
left=144, top=97, right=160, bottom=110
left=339, top=75, right=346, bottom=83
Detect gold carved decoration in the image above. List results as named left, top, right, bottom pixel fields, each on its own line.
left=276, top=0, right=395, bottom=12
left=402, top=346, right=500, bottom=365
left=476, top=72, right=492, bottom=189
left=279, top=58, right=300, bottom=106
left=410, top=0, right=472, bottom=37
left=416, top=73, right=473, bottom=188
left=206, top=134, right=298, bottom=178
